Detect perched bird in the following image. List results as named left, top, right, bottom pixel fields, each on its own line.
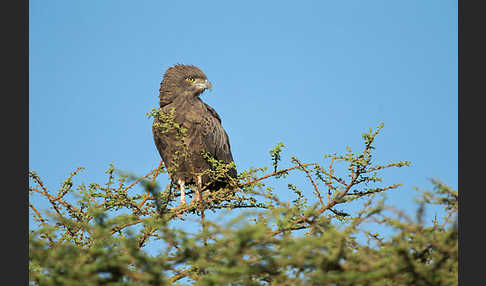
left=152, top=64, right=237, bottom=206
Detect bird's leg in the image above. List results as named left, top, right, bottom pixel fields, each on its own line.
left=191, top=175, right=203, bottom=204
left=178, top=179, right=186, bottom=206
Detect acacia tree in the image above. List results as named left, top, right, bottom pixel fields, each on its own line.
left=29, top=120, right=458, bottom=285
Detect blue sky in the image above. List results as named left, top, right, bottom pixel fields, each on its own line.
left=30, top=0, right=457, bottom=231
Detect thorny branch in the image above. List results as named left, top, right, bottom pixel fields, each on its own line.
left=30, top=134, right=406, bottom=245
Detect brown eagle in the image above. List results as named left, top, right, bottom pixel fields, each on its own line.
left=152, top=64, right=237, bottom=206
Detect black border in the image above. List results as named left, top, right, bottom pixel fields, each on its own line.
left=458, top=0, right=482, bottom=285
left=2, top=0, right=29, bottom=284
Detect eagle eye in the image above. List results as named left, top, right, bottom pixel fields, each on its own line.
left=186, top=77, right=195, bottom=82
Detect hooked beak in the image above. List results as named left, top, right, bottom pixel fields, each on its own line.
left=194, top=79, right=212, bottom=92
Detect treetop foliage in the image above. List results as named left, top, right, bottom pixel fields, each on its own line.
left=29, top=120, right=457, bottom=285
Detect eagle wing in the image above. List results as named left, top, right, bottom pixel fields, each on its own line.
left=201, top=103, right=237, bottom=178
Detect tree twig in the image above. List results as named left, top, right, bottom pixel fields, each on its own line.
left=239, top=164, right=315, bottom=187
left=292, top=157, right=324, bottom=208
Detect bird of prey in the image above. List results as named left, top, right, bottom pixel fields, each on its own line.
left=152, top=64, right=237, bottom=206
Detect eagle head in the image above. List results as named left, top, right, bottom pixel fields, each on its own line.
left=159, top=64, right=212, bottom=106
